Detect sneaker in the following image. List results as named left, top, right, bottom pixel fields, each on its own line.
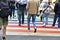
left=34, top=29, right=37, bottom=33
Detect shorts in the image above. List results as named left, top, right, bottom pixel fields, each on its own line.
left=0, top=17, right=8, bottom=26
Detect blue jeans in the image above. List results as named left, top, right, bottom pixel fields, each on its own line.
left=42, top=15, right=48, bottom=25
left=52, top=14, right=58, bottom=26
left=17, top=9, right=22, bottom=24
left=10, top=8, right=15, bottom=17
left=27, top=14, right=36, bottom=30
left=17, top=7, right=26, bottom=24
left=58, top=14, right=60, bottom=28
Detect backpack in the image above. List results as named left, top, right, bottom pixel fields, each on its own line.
left=0, top=2, right=11, bottom=18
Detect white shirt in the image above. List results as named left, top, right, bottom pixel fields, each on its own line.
left=16, top=0, right=27, bottom=4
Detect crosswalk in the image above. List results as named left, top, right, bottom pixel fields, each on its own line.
left=6, top=17, right=60, bottom=36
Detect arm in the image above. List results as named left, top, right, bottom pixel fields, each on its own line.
left=16, top=2, right=19, bottom=8
left=26, top=1, right=29, bottom=11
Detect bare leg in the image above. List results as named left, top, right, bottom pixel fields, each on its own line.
left=2, top=25, right=7, bottom=39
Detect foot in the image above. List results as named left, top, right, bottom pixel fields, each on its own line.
left=19, top=24, right=21, bottom=26
left=34, top=29, right=37, bottom=33
left=2, top=37, right=6, bottom=40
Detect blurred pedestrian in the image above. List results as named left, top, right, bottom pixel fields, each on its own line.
left=0, top=1, right=11, bottom=40
left=26, top=0, right=39, bottom=33
left=53, top=0, right=60, bottom=28
left=16, top=0, right=27, bottom=26
left=40, top=1, right=52, bottom=26
left=8, top=0, right=15, bottom=18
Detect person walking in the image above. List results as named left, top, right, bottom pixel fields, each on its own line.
left=26, top=0, right=39, bottom=33
left=16, top=0, right=27, bottom=26
left=0, top=1, right=11, bottom=40
left=53, top=0, right=60, bottom=28
left=40, top=1, right=52, bottom=26
left=8, top=0, right=15, bottom=18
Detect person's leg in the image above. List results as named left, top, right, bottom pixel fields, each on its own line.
left=27, top=14, right=31, bottom=30
left=10, top=8, right=12, bottom=18
left=32, top=14, right=36, bottom=33
left=52, top=14, right=58, bottom=26
left=17, top=9, right=22, bottom=26
left=12, top=8, right=15, bottom=18
left=58, top=14, right=60, bottom=28
left=58, top=20, right=60, bottom=28
left=2, top=17, right=8, bottom=39
left=22, top=10, right=24, bottom=24
left=40, top=10, right=42, bottom=22
left=41, top=16, right=42, bottom=22
left=42, top=16, right=45, bottom=25
left=45, top=15, right=48, bottom=25
left=0, top=17, right=3, bottom=30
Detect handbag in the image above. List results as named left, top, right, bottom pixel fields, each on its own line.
left=0, top=7, right=11, bottom=18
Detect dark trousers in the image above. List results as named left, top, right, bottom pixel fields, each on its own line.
left=17, top=8, right=26, bottom=24
left=17, top=4, right=27, bottom=24
left=58, top=14, right=60, bottom=28
left=21, top=10, right=24, bottom=24
left=41, top=16, right=42, bottom=21
left=52, top=13, right=58, bottom=26
left=40, top=10, right=42, bottom=21
left=10, top=8, right=15, bottom=17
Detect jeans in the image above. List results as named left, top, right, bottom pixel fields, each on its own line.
left=42, top=15, right=48, bottom=25
left=10, top=8, right=15, bottom=17
left=40, top=10, right=43, bottom=21
left=17, top=9, right=22, bottom=24
left=17, top=7, right=26, bottom=24
left=52, top=13, right=58, bottom=26
left=27, top=14, right=36, bottom=30
left=58, top=14, right=60, bottom=28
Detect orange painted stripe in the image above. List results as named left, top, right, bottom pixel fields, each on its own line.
left=7, top=26, right=58, bottom=28
left=7, top=30, right=60, bottom=34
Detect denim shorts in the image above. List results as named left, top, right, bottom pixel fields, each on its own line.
left=0, top=17, right=8, bottom=26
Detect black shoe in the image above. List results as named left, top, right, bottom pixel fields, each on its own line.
left=34, top=29, right=37, bottom=33
left=19, top=24, right=21, bottom=26
left=2, top=37, right=6, bottom=40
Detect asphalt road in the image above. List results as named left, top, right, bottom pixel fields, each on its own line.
left=0, top=35, right=60, bottom=40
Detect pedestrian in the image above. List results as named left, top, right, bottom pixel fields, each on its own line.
left=0, top=1, right=11, bottom=40
left=40, top=1, right=52, bottom=26
left=8, top=0, right=15, bottom=18
left=53, top=0, right=60, bottom=28
left=16, top=0, right=27, bottom=26
left=26, top=0, right=39, bottom=33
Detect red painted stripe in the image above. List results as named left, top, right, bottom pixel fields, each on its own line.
left=7, top=26, right=58, bottom=28
left=7, top=30, right=60, bottom=34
